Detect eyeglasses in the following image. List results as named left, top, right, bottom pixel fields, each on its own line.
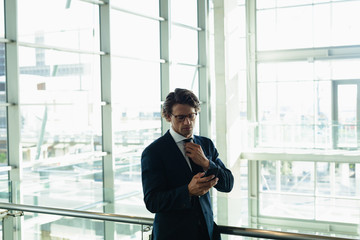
left=171, top=113, right=197, bottom=122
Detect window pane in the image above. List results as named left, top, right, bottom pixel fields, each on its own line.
left=256, top=9, right=277, bottom=51
left=22, top=163, right=104, bottom=206
left=171, top=26, right=198, bottom=64
left=19, top=47, right=102, bottom=166
left=0, top=105, right=6, bottom=166
left=19, top=47, right=101, bottom=104
left=111, top=11, right=160, bottom=60
left=257, top=0, right=276, bottom=9
left=257, top=1, right=360, bottom=50
left=260, top=192, right=315, bottom=219
left=316, top=197, right=360, bottom=224
left=314, top=81, right=332, bottom=149
left=0, top=0, right=4, bottom=38
left=170, top=64, right=199, bottom=94
left=261, top=160, right=314, bottom=194
left=313, top=3, right=332, bottom=47
left=112, top=58, right=161, bottom=217
left=332, top=59, right=360, bottom=79
left=171, top=0, right=197, bottom=26
left=257, top=6, right=313, bottom=50
left=18, top=0, right=99, bottom=52
left=0, top=44, right=5, bottom=92
left=257, top=60, right=336, bottom=150
left=112, top=0, right=159, bottom=17
left=258, top=81, right=317, bottom=148
left=332, top=1, right=360, bottom=46
left=111, top=59, right=160, bottom=105
left=337, top=84, right=357, bottom=148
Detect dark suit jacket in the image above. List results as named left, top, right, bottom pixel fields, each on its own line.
left=141, top=130, right=234, bottom=240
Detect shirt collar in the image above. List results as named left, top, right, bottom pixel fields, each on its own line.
left=169, top=126, right=193, bottom=143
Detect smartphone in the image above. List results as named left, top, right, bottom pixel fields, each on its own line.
left=202, top=168, right=218, bottom=180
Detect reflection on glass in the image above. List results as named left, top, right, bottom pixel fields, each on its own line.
left=111, top=11, right=159, bottom=59
left=171, top=25, right=198, bottom=64
left=111, top=0, right=159, bottom=17
left=18, top=0, right=99, bottom=51
left=171, top=0, right=197, bottom=26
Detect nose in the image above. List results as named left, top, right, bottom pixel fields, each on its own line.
left=183, top=117, right=191, bottom=124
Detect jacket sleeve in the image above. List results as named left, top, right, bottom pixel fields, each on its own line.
left=205, top=140, right=234, bottom=193
left=141, top=146, right=193, bottom=213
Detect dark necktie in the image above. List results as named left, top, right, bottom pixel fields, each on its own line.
left=183, top=138, right=199, bottom=173
left=183, top=139, right=207, bottom=233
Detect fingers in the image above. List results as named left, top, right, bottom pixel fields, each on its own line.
left=188, top=173, right=219, bottom=197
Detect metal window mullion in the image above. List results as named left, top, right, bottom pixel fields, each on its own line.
left=99, top=1, right=115, bottom=240
left=110, top=5, right=165, bottom=22
left=5, top=0, right=21, bottom=204
left=198, top=0, right=210, bottom=138
left=5, top=1, right=22, bottom=240
left=246, top=0, right=259, bottom=228
left=246, top=0, right=258, bottom=147
left=160, top=0, right=171, bottom=135
left=357, top=83, right=360, bottom=148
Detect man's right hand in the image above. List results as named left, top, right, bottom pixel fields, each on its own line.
left=188, top=172, right=218, bottom=197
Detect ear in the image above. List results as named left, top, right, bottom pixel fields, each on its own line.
left=165, top=114, right=171, bottom=122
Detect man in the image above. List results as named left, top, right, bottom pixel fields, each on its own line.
left=141, top=88, right=234, bottom=240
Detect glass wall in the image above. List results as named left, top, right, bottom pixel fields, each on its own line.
left=250, top=0, right=360, bottom=236
left=110, top=2, right=162, bottom=218
left=0, top=0, right=206, bottom=239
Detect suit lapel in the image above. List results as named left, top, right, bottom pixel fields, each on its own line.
left=163, top=131, right=194, bottom=175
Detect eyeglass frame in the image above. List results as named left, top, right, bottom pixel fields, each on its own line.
left=170, top=112, right=198, bottom=122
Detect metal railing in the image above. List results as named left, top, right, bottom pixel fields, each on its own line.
left=0, top=202, right=356, bottom=240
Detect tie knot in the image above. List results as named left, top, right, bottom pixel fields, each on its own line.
left=183, top=138, right=192, bottom=143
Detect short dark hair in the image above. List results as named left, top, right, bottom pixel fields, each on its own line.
left=162, top=88, right=200, bottom=118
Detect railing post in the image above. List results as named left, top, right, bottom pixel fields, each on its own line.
left=142, top=225, right=152, bottom=240
left=2, top=211, right=23, bottom=240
